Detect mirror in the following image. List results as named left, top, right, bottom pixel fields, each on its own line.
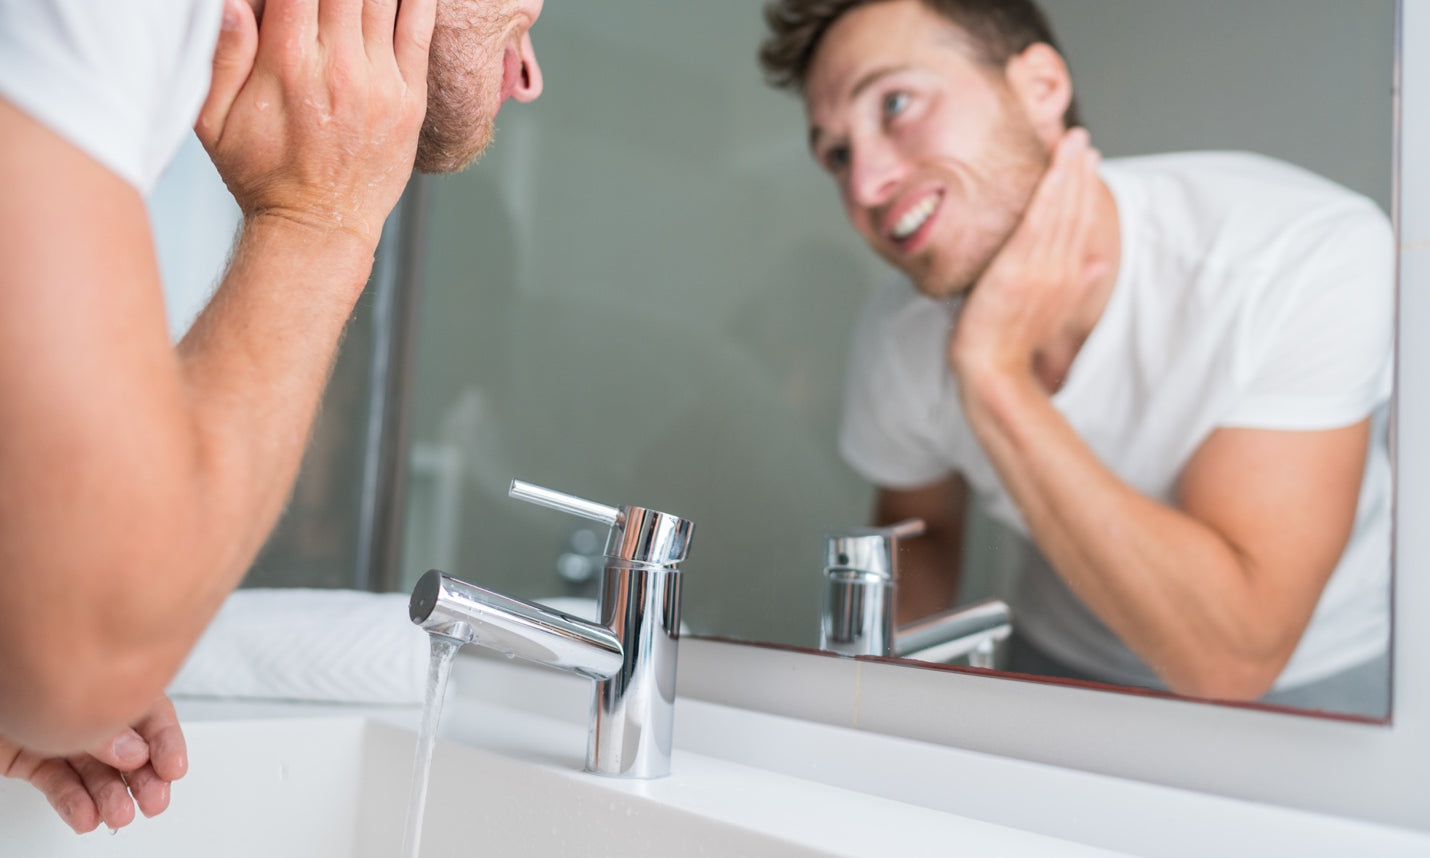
left=398, top=0, right=1396, bottom=721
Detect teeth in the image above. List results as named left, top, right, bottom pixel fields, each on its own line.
left=891, top=195, right=938, bottom=240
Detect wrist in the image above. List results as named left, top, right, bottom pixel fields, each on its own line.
left=955, top=358, right=1044, bottom=431
left=241, top=208, right=382, bottom=259
left=233, top=211, right=379, bottom=298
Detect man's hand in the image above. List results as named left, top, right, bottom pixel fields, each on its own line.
left=195, top=0, right=438, bottom=248
left=1, top=697, right=187, bottom=834
left=949, top=128, right=1107, bottom=391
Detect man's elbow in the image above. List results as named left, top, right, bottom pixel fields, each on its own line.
left=1164, top=646, right=1291, bottom=703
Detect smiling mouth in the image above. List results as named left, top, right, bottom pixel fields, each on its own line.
left=889, top=193, right=940, bottom=242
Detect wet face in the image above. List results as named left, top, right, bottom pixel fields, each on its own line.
left=417, top=0, right=545, bottom=174
left=803, top=0, right=1048, bottom=298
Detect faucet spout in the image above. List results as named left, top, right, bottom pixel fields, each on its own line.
left=409, top=570, right=623, bottom=680
left=409, top=480, right=695, bottom=779
left=894, top=599, right=1012, bottom=668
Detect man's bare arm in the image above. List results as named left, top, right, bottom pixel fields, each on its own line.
left=958, top=370, right=1367, bottom=699
left=873, top=476, right=968, bottom=626
left=0, top=0, right=437, bottom=754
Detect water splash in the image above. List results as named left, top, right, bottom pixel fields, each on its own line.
left=400, top=635, right=461, bottom=858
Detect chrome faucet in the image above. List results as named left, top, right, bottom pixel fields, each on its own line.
left=819, top=518, right=1011, bottom=667
left=409, top=480, right=694, bottom=779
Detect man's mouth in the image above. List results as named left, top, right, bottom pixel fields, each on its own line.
left=886, top=191, right=943, bottom=247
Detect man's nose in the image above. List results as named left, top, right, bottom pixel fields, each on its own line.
left=846, top=138, right=904, bottom=208
left=512, top=31, right=543, bottom=103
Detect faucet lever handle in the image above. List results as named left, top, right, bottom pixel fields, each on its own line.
left=510, top=478, right=694, bottom=567
left=882, top=518, right=926, bottom=540
left=509, top=480, right=623, bottom=527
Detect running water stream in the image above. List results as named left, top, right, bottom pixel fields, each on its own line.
left=401, top=634, right=462, bottom=858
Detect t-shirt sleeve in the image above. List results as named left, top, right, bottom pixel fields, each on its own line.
left=838, top=285, right=958, bottom=489
left=1220, top=200, right=1395, bottom=430
left=0, top=0, right=222, bottom=193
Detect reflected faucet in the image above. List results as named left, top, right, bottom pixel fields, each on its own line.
left=409, top=480, right=694, bottom=779
left=819, top=519, right=1011, bottom=667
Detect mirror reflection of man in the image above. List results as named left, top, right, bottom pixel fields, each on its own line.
left=0, top=0, right=543, bottom=834
left=760, top=0, right=1392, bottom=715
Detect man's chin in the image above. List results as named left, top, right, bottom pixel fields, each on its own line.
left=413, top=121, right=496, bottom=175
left=906, top=267, right=975, bottom=300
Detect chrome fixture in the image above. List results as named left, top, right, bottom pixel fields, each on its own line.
left=409, top=480, right=694, bottom=779
left=819, top=518, right=1011, bottom=667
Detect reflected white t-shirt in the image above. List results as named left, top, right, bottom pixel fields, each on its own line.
left=839, top=152, right=1394, bottom=691
left=0, top=0, right=223, bottom=193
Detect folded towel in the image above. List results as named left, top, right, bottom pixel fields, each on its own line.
left=168, top=588, right=432, bottom=706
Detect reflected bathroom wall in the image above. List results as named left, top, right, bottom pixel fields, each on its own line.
left=398, top=0, right=1394, bottom=656
left=398, top=3, right=882, bottom=641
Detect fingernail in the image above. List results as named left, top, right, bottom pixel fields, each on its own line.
left=113, top=732, right=148, bottom=764
left=222, top=0, right=241, bottom=30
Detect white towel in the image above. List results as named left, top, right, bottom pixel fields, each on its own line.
left=168, top=588, right=433, bottom=706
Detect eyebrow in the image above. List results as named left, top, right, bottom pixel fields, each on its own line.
left=807, top=64, right=914, bottom=154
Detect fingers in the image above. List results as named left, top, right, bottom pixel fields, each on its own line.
left=196, top=0, right=259, bottom=149
left=122, top=763, right=172, bottom=819
left=318, top=0, right=365, bottom=48
left=259, top=0, right=319, bottom=52
left=1045, top=131, right=1090, bottom=257
left=363, top=0, right=402, bottom=56
left=68, top=755, right=137, bottom=831
left=1026, top=129, right=1099, bottom=272
left=3, top=739, right=98, bottom=834
left=393, top=0, right=438, bottom=86
left=26, top=757, right=102, bottom=834
left=84, top=726, right=150, bottom=773
left=133, top=697, right=188, bottom=783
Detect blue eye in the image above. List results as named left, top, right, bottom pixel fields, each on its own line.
left=883, top=92, right=909, bottom=118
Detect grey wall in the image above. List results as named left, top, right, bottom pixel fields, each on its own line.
left=398, top=0, right=1395, bottom=646
left=1050, top=0, right=1393, bottom=211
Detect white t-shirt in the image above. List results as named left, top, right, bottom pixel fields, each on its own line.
left=0, top=0, right=223, bottom=194
left=840, top=152, right=1395, bottom=691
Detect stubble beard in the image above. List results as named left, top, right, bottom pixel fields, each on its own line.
left=414, top=14, right=504, bottom=174
left=907, top=113, right=1049, bottom=300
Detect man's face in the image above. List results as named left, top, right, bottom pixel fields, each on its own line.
left=417, top=0, right=546, bottom=173
left=804, top=0, right=1048, bottom=298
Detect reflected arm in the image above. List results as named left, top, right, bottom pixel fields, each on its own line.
left=957, top=368, right=1369, bottom=701
left=874, top=475, right=968, bottom=626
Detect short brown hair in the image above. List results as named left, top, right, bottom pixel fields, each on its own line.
left=759, top=0, right=1081, bottom=128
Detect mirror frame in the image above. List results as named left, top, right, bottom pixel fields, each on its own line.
left=680, top=0, right=1425, bottom=831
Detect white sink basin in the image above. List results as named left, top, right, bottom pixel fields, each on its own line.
left=0, top=715, right=846, bottom=858
left=4, top=653, right=1424, bottom=857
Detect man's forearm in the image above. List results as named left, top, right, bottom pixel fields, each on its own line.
left=959, top=372, right=1290, bottom=698
left=171, top=215, right=375, bottom=622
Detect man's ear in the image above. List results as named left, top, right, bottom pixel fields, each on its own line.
left=1005, top=43, right=1073, bottom=148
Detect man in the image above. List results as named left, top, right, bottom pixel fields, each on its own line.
left=760, top=0, right=1393, bottom=714
left=0, top=0, right=544, bottom=833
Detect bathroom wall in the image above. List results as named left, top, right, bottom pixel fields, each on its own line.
left=396, top=0, right=1393, bottom=645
